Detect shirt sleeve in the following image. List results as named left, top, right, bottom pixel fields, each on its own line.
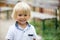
left=32, top=26, right=42, bottom=40
left=31, top=26, right=37, bottom=40
left=5, top=26, right=14, bottom=40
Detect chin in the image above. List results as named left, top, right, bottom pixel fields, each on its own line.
left=20, top=22, right=26, bottom=24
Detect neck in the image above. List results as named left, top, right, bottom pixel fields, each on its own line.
left=18, top=23, right=27, bottom=29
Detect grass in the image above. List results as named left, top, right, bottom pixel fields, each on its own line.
left=30, top=19, right=60, bottom=40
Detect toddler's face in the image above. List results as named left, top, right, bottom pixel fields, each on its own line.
left=16, top=10, right=30, bottom=25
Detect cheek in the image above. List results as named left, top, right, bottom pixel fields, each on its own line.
left=16, top=16, right=20, bottom=20
left=27, top=16, right=30, bottom=19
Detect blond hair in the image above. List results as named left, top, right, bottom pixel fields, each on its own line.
left=11, top=2, right=31, bottom=20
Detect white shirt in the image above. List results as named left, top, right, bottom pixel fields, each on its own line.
left=6, top=22, right=37, bottom=40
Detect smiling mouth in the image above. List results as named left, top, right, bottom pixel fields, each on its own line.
left=19, top=20, right=26, bottom=22
left=20, top=21, right=27, bottom=24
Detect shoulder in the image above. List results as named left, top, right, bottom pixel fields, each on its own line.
left=9, top=24, right=15, bottom=29
left=8, top=24, right=16, bottom=32
left=29, top=24, right=35, bottom=30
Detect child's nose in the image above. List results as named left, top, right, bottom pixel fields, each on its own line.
left=21, top=16, right=25, bottom=18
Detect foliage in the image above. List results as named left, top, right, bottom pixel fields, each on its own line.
left=30, top=19, right=60, bottom=40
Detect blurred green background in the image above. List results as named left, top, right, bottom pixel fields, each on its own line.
left=30, top=19, right=60, bottom=40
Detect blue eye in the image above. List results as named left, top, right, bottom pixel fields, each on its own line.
left=24, top=14, right=27, bottom=16
left=18, top=14, right=22, bottom=16
left=18, top=14, right=28, bottom=16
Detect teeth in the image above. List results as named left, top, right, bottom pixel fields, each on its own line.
left=22, top=21, right=24, bottom=22
left=20, top=20, right=26, bottom=22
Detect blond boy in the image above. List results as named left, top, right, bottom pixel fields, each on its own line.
left=6, top=2, right=37, bottom=40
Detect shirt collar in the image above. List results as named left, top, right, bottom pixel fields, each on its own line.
left=15, top=21, right=31, bottom=31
